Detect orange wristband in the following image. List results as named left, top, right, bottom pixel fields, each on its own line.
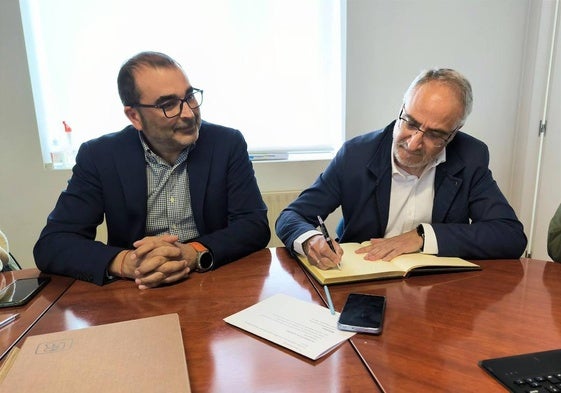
left=189, top=241, right=208, bottom=252
left=120, top=250, right=131, bottom=278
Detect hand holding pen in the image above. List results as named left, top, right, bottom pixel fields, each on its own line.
left=317, top=216, right=342, bottom=270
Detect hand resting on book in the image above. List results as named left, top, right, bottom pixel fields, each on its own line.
left=355, top=229, right=424, bottom=262
left=304, top=227, right=423, bottom=271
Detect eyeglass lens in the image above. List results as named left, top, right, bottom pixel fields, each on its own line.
left=398, top=113, right=450, bottom=147
left=402, top=120, right=445, bottom=146
left=163, top=90, right=203, bottom=118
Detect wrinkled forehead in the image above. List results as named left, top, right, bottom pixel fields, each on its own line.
left=405, top=82, right=464, bottom=125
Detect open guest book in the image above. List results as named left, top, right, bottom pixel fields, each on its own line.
left=298, top=242, right=481, bottom=285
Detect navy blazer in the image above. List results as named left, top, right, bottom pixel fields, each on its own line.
left=276, top=121, right=527, bottom=259
left=34, top=121, right=270, bottom=284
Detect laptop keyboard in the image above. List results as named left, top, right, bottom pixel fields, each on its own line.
left=479, top=349, right=561, bottom=393
left=512, top=372, right=561, bottom=392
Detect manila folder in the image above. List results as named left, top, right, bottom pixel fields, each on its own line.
left=0, top=313, right=190, bottom=393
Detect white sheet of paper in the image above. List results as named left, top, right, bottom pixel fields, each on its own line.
left=224, top=293, right=355, bottom=360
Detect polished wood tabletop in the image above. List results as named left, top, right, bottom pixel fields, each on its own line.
left=0, top=269, right=74, bottom=360
left=17, top=248, right=379, bottom=393
left=306, top=257, right=561, bottom=393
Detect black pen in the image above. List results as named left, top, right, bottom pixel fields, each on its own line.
left=317, top=215, right=341, bottom=270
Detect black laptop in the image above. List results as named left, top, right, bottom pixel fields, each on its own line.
left=479, top=349, right=561, bottom=392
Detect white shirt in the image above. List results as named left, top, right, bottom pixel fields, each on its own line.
left=294, top=144, right=447, bottom=255
left=385, top=144, right=446, bottom=254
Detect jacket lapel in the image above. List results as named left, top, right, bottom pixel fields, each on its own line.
left=365, top=129, right=393, bottom=234
left=185, top=124, right=212, bottom=233
left=114, top=128, right=147, bottom=238
left=433, top=158, right=463, bottom=223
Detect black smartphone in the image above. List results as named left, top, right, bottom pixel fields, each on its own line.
left=0, top=277, right=51, bottom=308
left=337, top=293, right=386, bottom=334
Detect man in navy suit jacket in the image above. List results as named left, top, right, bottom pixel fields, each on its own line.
left=34, top=52, right=269, bottom=287
left=276, top=68, right=526, bottom=269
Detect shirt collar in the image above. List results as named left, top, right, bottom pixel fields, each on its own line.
left=138, top=131, right=193, bottom=166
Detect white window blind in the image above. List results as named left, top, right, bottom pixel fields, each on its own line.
left=19, top=0, right=345, bottom=168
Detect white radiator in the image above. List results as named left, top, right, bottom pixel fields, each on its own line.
left=262, top=190, right=301, bottom=247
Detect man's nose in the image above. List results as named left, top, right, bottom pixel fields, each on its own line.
left=407, top=130, right=424, bottom=149
left=179, top=101, right=195, bottom=118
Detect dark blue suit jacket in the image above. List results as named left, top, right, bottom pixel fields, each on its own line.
left=34, top=121, right=270, bottom=284
left=276, top=121, right=527, bottom=259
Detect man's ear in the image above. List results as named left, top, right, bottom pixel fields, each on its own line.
left=124, top=106, right=142, bottom=130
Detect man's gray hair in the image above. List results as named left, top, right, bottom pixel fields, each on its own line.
left=403, top=68, right=473, bottom=126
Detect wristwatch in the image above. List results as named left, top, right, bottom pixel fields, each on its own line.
left=189, top=242, right=214, bottom=272
left=416, top=224, right=425, bottom=252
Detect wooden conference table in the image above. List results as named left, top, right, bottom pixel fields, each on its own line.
left=307, top=257, right=561, bottom=392
left=3, top=249, right=561, bottom=392
left=6, top=249, right=378, bottom=393
left=0, top=269, right=74, bottom=360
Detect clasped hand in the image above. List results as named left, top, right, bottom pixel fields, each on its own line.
left=125, top=234, right=195, bottom=290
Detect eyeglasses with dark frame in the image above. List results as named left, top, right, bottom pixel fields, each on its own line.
left=131, top=88, right=203, bottom=119
left=397, top=106, right=459, bottom=147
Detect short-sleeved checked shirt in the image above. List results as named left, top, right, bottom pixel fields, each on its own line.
left=139, top=133, right=199, bottom=242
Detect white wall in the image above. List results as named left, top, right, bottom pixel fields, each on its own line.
left=1, top=0, right=554, bottom=268
left=0, top=0, right=70, bottom=269
left=513, top=0, right=561, bottom=260
left=346, top=0, right=529, bottom=186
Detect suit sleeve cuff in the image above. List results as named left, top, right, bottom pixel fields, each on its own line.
left=420, top=224, right=439, bottom=255
left=293, top=230, right=322, bottom=255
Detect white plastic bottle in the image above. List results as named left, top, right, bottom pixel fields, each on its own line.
left=62, top=121, right=75, bottom=168
left=50, top=138, right=65, bottom=169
